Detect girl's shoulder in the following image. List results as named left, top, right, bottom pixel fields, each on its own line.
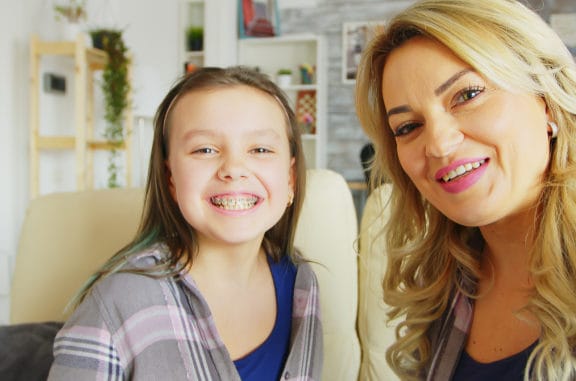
left=89, top=244, right=179, bottom=308
left=122, top=243, right=172, bottom=270
left=293, top=260, right=319, bottom=292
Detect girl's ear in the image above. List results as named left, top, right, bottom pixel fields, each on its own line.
left=165, top=160, right=177, bottom=200
left=289, top=157, right=296, bottom=195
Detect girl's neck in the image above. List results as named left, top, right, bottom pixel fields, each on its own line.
left=190, top=239, right=267, bottom=287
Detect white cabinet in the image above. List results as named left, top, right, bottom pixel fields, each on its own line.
left=179, top=0, right=237, bottom=72
left=179, top=0, right=205, bottom=74
left=238, top=34, right=326, bottom=168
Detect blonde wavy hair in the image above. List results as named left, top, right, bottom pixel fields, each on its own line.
left=355, top=0, right=576, bottom=379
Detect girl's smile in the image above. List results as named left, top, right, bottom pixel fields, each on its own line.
left=209, top=193, right=260, bottom=212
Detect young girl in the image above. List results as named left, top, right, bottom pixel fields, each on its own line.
left=48, top=66, right=323, bottom=380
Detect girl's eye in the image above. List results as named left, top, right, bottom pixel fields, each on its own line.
left=251, top=147, right=273, bottom=154
left=454, top=86, right=485, bottom=105
left=193, top=147, right=217, bottom=154
left=393, top=122, right=422, bottom=137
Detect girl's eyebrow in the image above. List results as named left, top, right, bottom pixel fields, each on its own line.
left=386, top=69, right=474, bottom=118
left=182, top=128, right=282, bottom=140
left=246, top=128, right=282, bottom=140
left=182, top=129, right=215, bottom=140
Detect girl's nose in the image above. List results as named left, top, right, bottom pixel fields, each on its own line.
left=424, top=119, right=464, bottom=158
left=217, top=154, right=249, bottom=181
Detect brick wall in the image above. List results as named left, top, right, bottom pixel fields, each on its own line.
left=279, top=0, right=576, bottom=181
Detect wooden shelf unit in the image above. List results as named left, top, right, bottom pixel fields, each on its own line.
left=237, top=34, right=326, bottom=168
left=29, top=35, right=132, bottom=198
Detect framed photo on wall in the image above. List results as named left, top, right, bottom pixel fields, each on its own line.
left=550, top=13, right=576, bottom=60
left=342, top=21, right=385, bottom=84
left=238, top=0, right=281, bottom=38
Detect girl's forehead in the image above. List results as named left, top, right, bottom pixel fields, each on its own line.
left=168, top=86, right=289, bottom=139
left=175, top=85, right=277, bottom=110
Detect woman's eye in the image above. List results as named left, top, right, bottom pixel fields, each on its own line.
left=393, top=122, right=422, bottom=137
left=454, top=86, right=485, bottom=104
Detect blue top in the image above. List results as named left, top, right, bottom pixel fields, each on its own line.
left=452, top=340, right=538, bottom=381
left=233, top=255, right=297, bottom=381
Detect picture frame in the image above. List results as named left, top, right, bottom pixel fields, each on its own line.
left=295, top=90, right=317, bottom=135
left=342, top=21, right=385, bottom=84
left=238, top=0, right=281, bottom=39
left=550, top=13, right=576, bottom=61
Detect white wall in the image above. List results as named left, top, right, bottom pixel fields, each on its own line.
left=0, top=0, right=182, bottom=324
left=0, top=0, right=35, bottom=324
left=108, top=0, right=181, bottom=117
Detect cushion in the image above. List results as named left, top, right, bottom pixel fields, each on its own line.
left=11, top=188, right=144, bottom=323
left=357, top=184, right=399, bottom=380
left=296, top=169, right=361, bottom=381
left=0, top=322, right=63, bottom=381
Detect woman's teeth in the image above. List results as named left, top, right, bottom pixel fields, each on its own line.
left=442, top=159, right=485, bottom=182
left=211, top=196, right=258, bottom=210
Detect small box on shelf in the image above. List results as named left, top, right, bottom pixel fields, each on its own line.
left=299, top=63, right=315, bottom=85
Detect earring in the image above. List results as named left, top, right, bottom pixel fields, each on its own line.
left=287, top=193, right=294, bottom=207
left=548, top=121, right=558, bottom=139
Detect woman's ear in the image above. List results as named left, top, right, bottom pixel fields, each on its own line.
left=544, top=98, right=550, bottom=118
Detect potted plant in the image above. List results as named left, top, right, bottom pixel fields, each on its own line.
left=90, top=29, right=131, bottom=188
left=53, top=0, right=86, bottom=23
left=89, top=29, right=121, bottom=50
left=186, top=26, right=204, bottom=51
left=276, top=68, right=292, bottom=87
left=53, top=0, right=86, bottom=40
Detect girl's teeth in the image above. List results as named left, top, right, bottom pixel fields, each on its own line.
left=211, top=196, right=258, bottom=210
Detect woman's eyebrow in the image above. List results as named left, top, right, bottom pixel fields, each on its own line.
left=386, top=105, right=413, bottom=118
left=434, top=69, right=473, bottom=96
left=386, top=69, right=474, bottom=119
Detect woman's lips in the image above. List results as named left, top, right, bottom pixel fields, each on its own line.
left=436, top=158, right=489, bottom=194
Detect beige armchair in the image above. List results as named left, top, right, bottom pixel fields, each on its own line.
left=11, top=187, right=144, bottom=323
left=9, top=169, right=363, bottom=381
left=357, top=184, right=399, bottom=380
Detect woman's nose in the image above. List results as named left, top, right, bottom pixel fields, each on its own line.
left=217, top=153, right=248, bottom=181
left=424, top=118, right=464, bottom=158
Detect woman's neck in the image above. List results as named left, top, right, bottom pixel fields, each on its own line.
left=478, top=207, right=537, bottom=287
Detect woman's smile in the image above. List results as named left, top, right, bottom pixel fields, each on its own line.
left=382, top=37, right=550, bottom=226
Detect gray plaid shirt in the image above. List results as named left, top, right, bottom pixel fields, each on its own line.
left=48, top=246, right=323, bottom=380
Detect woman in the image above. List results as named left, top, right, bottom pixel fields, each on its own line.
left=356, top=0, right=576, bottom=380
